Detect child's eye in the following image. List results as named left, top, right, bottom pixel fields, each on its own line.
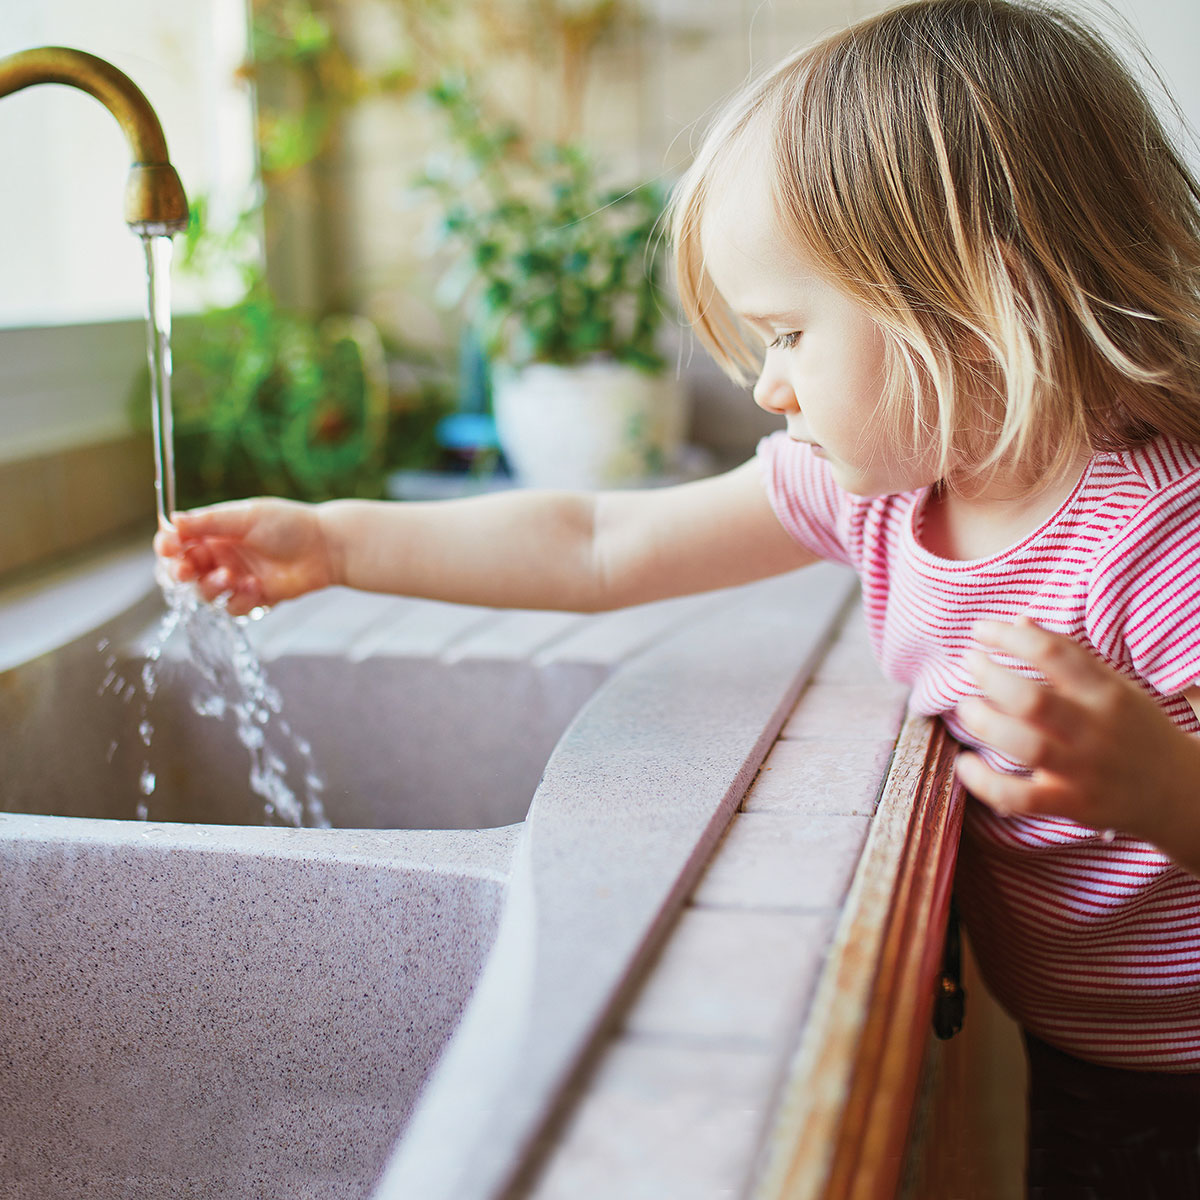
left=769, top=331, right=802, bottom=350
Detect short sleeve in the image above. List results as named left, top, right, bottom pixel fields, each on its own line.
left=755, top=432, right=853, bottom=566
left=1087, top=477, right=1200, bottom=696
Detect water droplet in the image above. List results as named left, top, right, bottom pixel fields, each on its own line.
left=136, top=802, right=149, bottom=821
left=138, top=570, right=325, bottom=828
left=139, top=767, right=156, bottom=796
left=138, top=720, right=153, bottom=747
left=191, top=693, right=226, bottom=719
left=106, top=741, right=118, bottom=763
left=238, top=724, right=265, bottom=751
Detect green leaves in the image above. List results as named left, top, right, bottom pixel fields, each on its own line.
left=129, top=298, right=399, bottom=505
left=417, top=78, right=671, bottom=371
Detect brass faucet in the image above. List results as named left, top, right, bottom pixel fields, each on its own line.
left=0, top=46, right=189, bottom=235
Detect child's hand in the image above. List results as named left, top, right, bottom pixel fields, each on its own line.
left=954, top=617, right=1200, bottom=851
left=154, top=498, right=339, bottom=616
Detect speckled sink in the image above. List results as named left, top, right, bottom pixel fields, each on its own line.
left=0, top=544, right=856, bottom=1199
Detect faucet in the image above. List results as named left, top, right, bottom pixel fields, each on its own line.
left=0, top=46, right=189, bottom=235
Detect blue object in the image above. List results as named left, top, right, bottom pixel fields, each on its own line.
left=436, top=412, right=500, bottom=452
left=458, top=325, right=493, bottom=415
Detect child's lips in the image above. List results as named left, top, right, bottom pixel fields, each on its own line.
left=790, top=433, right=825, bottom=457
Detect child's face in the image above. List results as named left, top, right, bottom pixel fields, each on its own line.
left=700, top=165, right=939, bottom=497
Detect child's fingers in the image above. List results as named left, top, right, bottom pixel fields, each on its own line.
left=172, top=502, right=257, bottom=543
left=963, top=648, right=1078, bottom=738
left=196, top=566, right=238, bottom=603
left=223, top=579, right=265, bottom=618
left=972, top=618, right=1102, bottom=694
left=162, top=544, right=211, bottom=585
left=957, top=695, right=1070, bottom=775
left=195, top=563, right=268, bottom=608
left=171, top=556, right=196, bottom=583
left=954, top=750, right=1036, bottom=814
left=955, top=751, right=1074, bottom=818
left=187, top=541, right=221, bottom=578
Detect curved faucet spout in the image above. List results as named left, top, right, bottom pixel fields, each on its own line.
left=0, top=46, right=189, bottom=235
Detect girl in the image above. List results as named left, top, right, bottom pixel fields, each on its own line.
left=158, top=1, right=1200, bottom=1192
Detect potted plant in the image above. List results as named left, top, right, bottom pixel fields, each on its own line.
left=418, top=78, right=688, bottom=488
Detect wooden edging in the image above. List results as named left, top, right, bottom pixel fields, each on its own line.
left=754, top=713, right=965, bottom=1200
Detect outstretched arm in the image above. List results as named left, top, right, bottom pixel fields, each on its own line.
left=155, top=458, right=817, bottom=616
left=955, top=617, right=1200, bottom=878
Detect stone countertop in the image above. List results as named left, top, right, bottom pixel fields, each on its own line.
left=515, top=600, right=916, bottom=1200
left=3, top=540, right=944, bottom=1200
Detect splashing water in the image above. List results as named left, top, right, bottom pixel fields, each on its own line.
left=136, top=573, right=330, bottom=828
left=98, top=572, right=328, bottom=827
left=95, top=234, right=329, bottom=828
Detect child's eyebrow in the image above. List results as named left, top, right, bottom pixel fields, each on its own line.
left=740, top=310, right=801, bottom=324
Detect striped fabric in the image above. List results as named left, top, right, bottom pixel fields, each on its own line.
left=758, top=431, right=1200, bottom=1069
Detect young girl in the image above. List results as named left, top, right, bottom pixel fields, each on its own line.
left=158, top=1, right=1200, bottom=1192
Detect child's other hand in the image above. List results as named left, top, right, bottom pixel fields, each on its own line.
left=154, top=498, right=338, bottom=616
left=954, top=617, right=1200, bottom=845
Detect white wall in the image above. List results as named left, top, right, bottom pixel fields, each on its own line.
left=1106, top=0, right=1200, bottom=179
left=0, top=0, right=256, bottom=327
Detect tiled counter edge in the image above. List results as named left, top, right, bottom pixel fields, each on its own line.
left=517, top=599, right=939, bottom=1200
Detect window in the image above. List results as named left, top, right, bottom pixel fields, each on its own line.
left=0, top=0, right=255, bottom=460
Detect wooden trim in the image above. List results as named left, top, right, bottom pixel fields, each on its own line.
left=755, top=714, right=965, bottom=1200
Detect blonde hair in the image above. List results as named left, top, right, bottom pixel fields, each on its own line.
left=670, top=0, right=1200, bottom=486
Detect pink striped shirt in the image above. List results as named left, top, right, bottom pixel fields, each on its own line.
left=758, top=431, right=1200, bottom=1069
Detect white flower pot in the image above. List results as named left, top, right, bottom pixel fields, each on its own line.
left=492, top=361, right=688, bottom=489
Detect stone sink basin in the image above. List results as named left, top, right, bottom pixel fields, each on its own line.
left=0, top=543, right=856, bottom=1199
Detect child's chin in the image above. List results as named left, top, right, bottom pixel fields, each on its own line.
left=830, top=463, right=892, bottom=498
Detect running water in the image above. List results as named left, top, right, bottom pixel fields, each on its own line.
left=143, top=234, right=177, bottom=527
left=135, top=574, right=329, bottom=828
left=97, top=235, right=329, bottom=829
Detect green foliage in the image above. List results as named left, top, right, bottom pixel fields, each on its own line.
left=246, top=0, right=416, bottom=179
left=177, top=194, right=266, bottom=297
left=417, top=78, right=671, bottom=371
left=131, top=287, right=418, bottom=507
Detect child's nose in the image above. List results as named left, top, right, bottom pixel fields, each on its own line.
left=753, top=368, right=798, bottom=415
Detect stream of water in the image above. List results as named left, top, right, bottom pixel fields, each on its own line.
left=101, top=234, right=329, bottom=829
left=143, top=235, right=177, bottom=527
